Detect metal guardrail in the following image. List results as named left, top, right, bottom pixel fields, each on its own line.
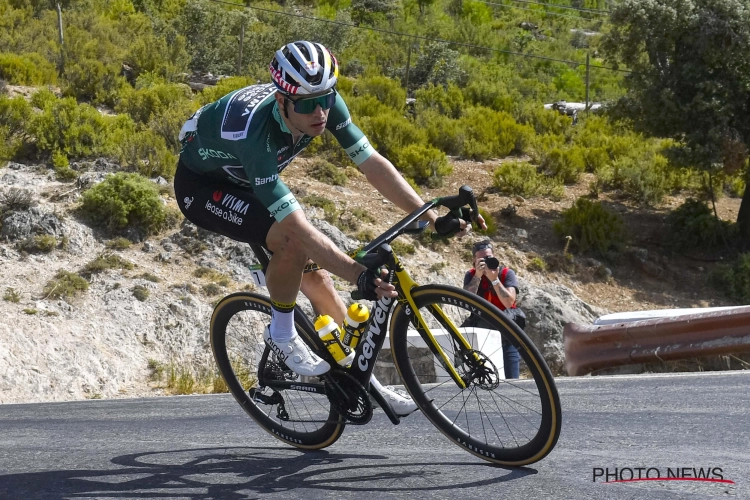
left=563, top=306, right=750, bottom=376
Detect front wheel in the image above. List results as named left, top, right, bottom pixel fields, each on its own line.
left=390, top=285, right=561, bottom=465
left=210, top=292, right=345, bottom=449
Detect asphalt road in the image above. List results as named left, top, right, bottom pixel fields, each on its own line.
left=0, top=371, right=748, bottom=499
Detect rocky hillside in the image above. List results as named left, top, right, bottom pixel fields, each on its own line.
left=1, top=156, right=740, bottom=404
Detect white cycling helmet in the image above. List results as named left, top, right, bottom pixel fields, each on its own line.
left=270, top=41, right=339, bottom=96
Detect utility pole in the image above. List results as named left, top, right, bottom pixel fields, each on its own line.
left=404, top=41, right=412, bottom=95
left=56, top=3, right=65, bottom=76
left=237, top=23, right=245, bottom=75
left=585, top=52, right=590, bottom=114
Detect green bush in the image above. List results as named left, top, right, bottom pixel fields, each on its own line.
left=415, top=83, right=465, bottom=119
left=458, top=107, right=532, bottom=161
left=392, top=143, right=451, bottom=187
left=82, top=253, right=134, bottom=276
left=493, top=161, right=564, bottom=199
left=309, top=158, right=347, bottom=186
left=418, top=110, right=465, bottom=156
left=115, top=81, right=193, bottom=125
left=132, top=285, right=150, bottom=301
left=554, top=198, right=626, bottom=258
left=19, top=234, right=58, bottom=253
left=105, top=237, right=133, bottom=250
left=3, top=287, right=21, bottom=303
left=540, top=146, right=586, bottom=184
left=667, top=199, right=736, bottom=251
left=0, top=95, right=33, bottom=162
left=79, top=172, right=173, bottom=235
left=0, top=52, right=57, bottom=85
left=117, top=128, right=178, bottom=179
left=28, top=90, right=123, bottom=159
left=353, top=75, right=405, bottom=111
left=358, top=111, right=426, bottom=159
left=43, top=270, right=89, bottom=299
left=712, top=253, right=750, bottom=303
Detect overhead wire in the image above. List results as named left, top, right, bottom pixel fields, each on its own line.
left=204, top=0, right=631, bottom=73
left=472, top=0, right=607, bottom=20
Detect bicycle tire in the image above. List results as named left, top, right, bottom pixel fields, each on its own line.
left=210, top=292, right=345, bottom=449
left=389, top=285, right=561, bottom=465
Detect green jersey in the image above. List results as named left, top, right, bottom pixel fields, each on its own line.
left=179, top=83, right=373, bottom=222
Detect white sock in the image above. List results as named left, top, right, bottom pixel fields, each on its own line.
left=270, top=306, right=295, bottom=342
left=370, top=374, right=385, bottom=391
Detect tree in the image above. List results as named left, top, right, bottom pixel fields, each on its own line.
left=602, top=0, right=750, bottom=245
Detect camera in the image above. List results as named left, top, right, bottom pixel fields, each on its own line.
left=481, top=257, right=500, bottom=270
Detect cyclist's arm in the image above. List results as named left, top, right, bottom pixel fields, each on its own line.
left=254, top=172, right=394, bottom=296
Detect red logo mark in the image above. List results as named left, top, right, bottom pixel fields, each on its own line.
left=213, top=191, right=222, bottom=202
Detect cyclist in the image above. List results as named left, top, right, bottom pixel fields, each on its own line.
left=174, top=40, right=483, bottom=414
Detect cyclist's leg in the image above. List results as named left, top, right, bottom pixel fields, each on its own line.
left=174, top=160, right=329, bottom=376
left=298, top=268, right=417, bottom=414
left=300, top=268, right=346, bottom=323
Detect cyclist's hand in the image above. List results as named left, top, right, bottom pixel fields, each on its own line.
left=357, top=268, right=396, bottom=301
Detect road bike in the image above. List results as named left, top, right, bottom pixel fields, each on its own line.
left=210, top=186, right=562, bottom=466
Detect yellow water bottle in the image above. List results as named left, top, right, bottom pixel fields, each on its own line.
left=315, top=315, right=355, bottom=367
left=342, top=303, right=370, bottom=349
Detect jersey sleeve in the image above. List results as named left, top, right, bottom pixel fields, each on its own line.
left=327, top=93, right=374, bottom=166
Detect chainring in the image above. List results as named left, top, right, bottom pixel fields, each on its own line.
left=324, top=371, right=373, bottom=425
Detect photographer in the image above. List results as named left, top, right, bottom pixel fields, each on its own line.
left=462, top=240, right=525, bottom=379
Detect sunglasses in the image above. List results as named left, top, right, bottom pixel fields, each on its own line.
left=286, top=92, right=336, bottom=114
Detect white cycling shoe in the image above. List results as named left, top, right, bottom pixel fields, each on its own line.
left=263, top=327, right=330, bottom=377
left=380, top=385, right=419, bottom=417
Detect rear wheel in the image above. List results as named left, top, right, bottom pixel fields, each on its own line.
left=390, top=285, right=561, bottom=465
left=210, top=292, right=345, bottom=449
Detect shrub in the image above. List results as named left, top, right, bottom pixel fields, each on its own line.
left=540, top=146, right=586, bottom=184
left=3, top=287, right=21, bottom=303
left=358, top=111, right=427, bottom=159
left=458, top=107, right=532, bottom=160
left=419, top=110, right=465, bottom=156
left=79, top=173, right=173, bottom=235
left=391, top=240, right=416, bottom=255
left=115, top=82, right=193, bottom=125
left=0, top=187, right=35, bottom=211
left=137, top=272, right=161, bottom=283
left=105, top=237, right=133, bottom=250
left=353, top=75, right=405, bottom=111
left=117, top=128, right=178, bottom=179
left=392, top=143, right=451, bottom=187
left=528, top=256, right=547, bottom=272
left=132, top=285, right=150, bottom=301
left=493, top=161, right=564, bottom=199
left=193, top=267, right=230, bottom=286
left=667, top=199, right=736, bottom=251
left=415, top=83, right=465, bottom=119
left=201, top=283, right=223, bottom=296
left=19, top=234, right=57, bottom=254
left=712, top=253, right=750, bottom=303
left=82, top=253, right=134, bottom=276
left=554, top=198, right=626, bottom=258
left=309, top=158, right=347, bottom=186
left=0, top=52, right=57, bottom=85
left=43, top=270, right=89, bottom=299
